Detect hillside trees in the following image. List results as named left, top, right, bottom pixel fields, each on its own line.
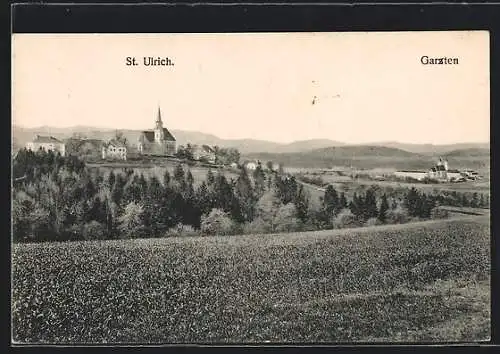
left=11, top=149, right=484, bottom=242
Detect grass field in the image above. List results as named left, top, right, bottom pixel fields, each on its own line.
left=12, top=215, right=490, bottom=344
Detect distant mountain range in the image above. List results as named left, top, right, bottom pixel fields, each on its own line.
left=243, top=145, right=490, bottom=170
left=12, top=125, right=489, bottom=155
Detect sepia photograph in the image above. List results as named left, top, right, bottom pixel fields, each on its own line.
left=11, top=31, right=490, bottom=344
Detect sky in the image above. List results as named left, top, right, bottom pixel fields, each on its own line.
left=12, top=32, right=489, bottom=144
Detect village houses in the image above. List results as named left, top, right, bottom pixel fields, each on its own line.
left=26, top=135, right=66, bottom=156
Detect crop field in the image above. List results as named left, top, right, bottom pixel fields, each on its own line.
left=12, top=216, right=490, bottom=344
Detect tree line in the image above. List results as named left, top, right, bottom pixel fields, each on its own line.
left=12, top=148, right=488, bottom=243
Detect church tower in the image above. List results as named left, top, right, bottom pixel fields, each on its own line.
left=154, top=106, right=165, bottom=144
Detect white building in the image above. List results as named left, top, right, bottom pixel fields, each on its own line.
left=446, top=169, right=464, bottom=181
left=245, top=161, right=259, bottom=170
left=102, top=140, right=127, bottom=160
left=26, top=135, right=66, bottom=156
left=394, top=170, right=428, bottom=181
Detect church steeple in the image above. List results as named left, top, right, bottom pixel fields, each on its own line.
left=154, top=105, right=165, bottom=143
left=155, top=106, right=163, bottom=128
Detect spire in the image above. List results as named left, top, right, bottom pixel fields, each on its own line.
left=156, top=105, right=162, bottom=124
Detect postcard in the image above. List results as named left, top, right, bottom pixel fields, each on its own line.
left=11, top=31, right=490, bottom=344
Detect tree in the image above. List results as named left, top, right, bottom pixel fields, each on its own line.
left=322, top=185, right=339, bottom=220
left=404, top=187, right=420, bottom=217
left=200, top=208, right=234, bottom=236
left=332, top=208, right=359, bottom=229
left=378, top=193, right=389, bottom=223
left=196, top=181, right=212, bottom=216
left=123, top=174, right=142, bottom=204
left=206, top=169, right=215, bottom=187
left=111, top=173, right=126, bottom=205
left=274, top=203, right=300, bottom=233
left=253, top=165, right=266, bottom=199
left=253, top=189, right=282, bottom=232
left=471, top=192, right=479, bottom=208
left=82, top=221, right=107, bottom=240
left=143, top=175, right=165, bottom=235
left=114, top=130, right=128, bottom=146
left=213, top=173, right=234, bottom=213
left=117, top=201, right=145, bottom=238
left=386, top=206, right=409, bottom=224
left=163, top=170, right=171, bottom=187
left=235, top=167, right=256, bottom=222
left=362, top=188, right=379, bottom=221
left=339, top=192, right=348, bottom=210
left=294, top=184, right=309, bottom=224
left=349, top=192, right=362, bottom=219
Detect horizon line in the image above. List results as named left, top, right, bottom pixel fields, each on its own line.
left=11, top=123, right=490, bottom=147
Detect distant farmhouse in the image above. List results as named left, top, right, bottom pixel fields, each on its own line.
left=137, top=107, right=176, bottom=156
left=26, top=135, right=66, bottom=156
left=102, top=139, right=127, bottom=160
left=395, top=158, right=477, bottom=182
left=193, top=145, right=216, bottom=164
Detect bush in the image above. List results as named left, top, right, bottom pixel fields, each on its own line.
left=165, top=223, right=200, bottom=237
left=365, top=217, right=382, bottom=227
left=431, top=208, right=450, bottom=220
left=243, top=217, right=273, bottom=235
left=82, top=221, right=107, bottom=241
left=200, top=208, right=234, bottom=236
left=332, top=208, right=360, bottom=229
left=386, top=206, right=410, bottom=224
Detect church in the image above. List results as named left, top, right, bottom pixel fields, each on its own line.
left=137, top=106, right=177, bottom=156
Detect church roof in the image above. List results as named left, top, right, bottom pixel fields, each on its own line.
left=140, top=128, right=176, bottom=142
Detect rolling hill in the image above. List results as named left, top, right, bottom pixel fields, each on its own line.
left=243, top=145, right=490, bottom=170
left=11, top=125, right=343, bottom=154
left=12, top=125, right=489, bottom=168
left=369, top=142, right=490, bottom=155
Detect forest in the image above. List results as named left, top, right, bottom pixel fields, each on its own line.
left=12, top=149, right=489, bottom=243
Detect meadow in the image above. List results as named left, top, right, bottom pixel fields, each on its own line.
left=12, top=215, right=490, bottom=344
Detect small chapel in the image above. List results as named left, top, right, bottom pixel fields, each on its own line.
left=137, top=106, right=177, bottom=156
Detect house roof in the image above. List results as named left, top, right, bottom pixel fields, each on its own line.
left=200, top=145, right=215, bottom=153
left=140, top=128, right=176, bottom=142
left=105, top=139, right=127, bottom=148
left=32, top=135, right=63, bottom=144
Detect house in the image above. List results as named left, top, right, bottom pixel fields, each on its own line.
left=193, top=144, right=216, bottom=164
left=26, top=135, right=66, bottom=156
left=137, top=106, right=176, bottom=156
left=446, top=169, right=463, bottom=182
left=102, top=140, right=127, bottom=160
